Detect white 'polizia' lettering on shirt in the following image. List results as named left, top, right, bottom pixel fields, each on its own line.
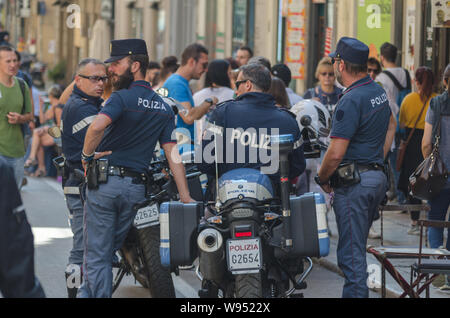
left=370, top=93, right=388, bottom=108
left=138, top=98, right=167, bottom=111
left=230, top=128, right=272, bottom=150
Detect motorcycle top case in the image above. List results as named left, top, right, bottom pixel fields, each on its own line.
left=160, top=201, right=203, bottom=270
left=273, top=192, right=329, bottom=258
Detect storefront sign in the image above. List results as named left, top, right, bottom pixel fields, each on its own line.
left=404, top=0, right=415, bottom=77
left=324, top=27, right=333, bottom=56
left=431, top=0, right=450, bottom=28
left=285, top=0, right=306, bottom=80
left=357, top=0, right=392, bottom=58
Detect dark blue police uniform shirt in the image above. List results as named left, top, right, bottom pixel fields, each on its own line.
left=62, top=85, right=103, bottom=169
left=98, top=81, right=176, bottom=173
left=330, top=75, right=391, bottom=166
left=199, top=92, right=306, bottom=179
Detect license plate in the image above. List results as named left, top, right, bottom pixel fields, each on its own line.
left=227, top=238, right=262, bottom=274
left=134, top=204, right=159, bottom=229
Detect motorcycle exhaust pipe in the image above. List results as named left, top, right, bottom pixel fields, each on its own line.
left=271, top=135, right=294, bottom=252
left=197, top=228, right=225, bottom=282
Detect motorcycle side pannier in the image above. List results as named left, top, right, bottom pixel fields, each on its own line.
left=159, top=202, right=203, bottom=271
left=273, top=192, right=329, bottom=258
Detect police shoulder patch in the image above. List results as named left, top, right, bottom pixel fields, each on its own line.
left=336, top=109, right=345, bottom=121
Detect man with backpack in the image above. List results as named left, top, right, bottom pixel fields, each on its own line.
left=377, top=42, right=411, bottom=204
left=0, top=46, right=33, bottom=187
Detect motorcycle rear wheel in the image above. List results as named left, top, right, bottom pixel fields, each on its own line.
left=138, top=226, right=176, bottom=298
left=235, top=273, right=262, bottom=298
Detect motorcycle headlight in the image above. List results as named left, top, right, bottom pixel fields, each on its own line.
left=231, top=208, right=255, bottom=219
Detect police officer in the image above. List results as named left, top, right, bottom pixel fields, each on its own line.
left=79, top=39, right=193, bottom=298
left=199, top=63, right=305, bottom=184
left=0, top=157, right=45, bottom=298
left=315, top=37, right=396, bottom=298
left=60, top=58, right=110, bottom=298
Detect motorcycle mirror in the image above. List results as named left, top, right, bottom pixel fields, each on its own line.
left=300, top=115, right=312, bottom=127
left=48, top=126, right=62, bottom=139
left=156, top=87, right=169, bottom=97
left=319, top=127, right=330, bottom=138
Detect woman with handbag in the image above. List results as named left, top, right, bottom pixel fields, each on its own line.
left=398, top=67, right=437, bottom=235
left=421, top=64, right=450, bottom=269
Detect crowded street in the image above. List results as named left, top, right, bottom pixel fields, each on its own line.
left=24, top=175, right=379, bottom=299
left=0, top=0, right=449, bottom=302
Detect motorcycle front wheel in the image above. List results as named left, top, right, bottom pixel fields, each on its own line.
left=138, top=226, right=176, bottom=298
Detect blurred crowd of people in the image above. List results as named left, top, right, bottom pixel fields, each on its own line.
left=1, top=21, right=449, bottom=296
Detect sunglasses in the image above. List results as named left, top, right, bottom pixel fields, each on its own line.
left=368, top=68, right=379, bottom=73
left=79, top=74, right=109, bottom=83
left=235, top=79, right=251, bottom=90
left=320, top=72, right=335, bottom=77
left=331, top=54, right=341, bottom=65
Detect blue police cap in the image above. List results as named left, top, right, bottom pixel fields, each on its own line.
left=329, top=37, right=369, bottom=65
left=105, top=39, right=148, bottom=63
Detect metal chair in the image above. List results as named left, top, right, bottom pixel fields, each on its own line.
left=410, top=219, right=450, bottom=298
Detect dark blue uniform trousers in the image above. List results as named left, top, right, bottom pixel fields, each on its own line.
left=66, top=194, right=84, bottom=266
left=77, top=176, right=145, bottom=298
left=333, top=170, right=387, bottom=298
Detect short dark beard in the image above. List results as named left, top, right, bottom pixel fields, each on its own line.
left=112, top=66, right=134, bottom=91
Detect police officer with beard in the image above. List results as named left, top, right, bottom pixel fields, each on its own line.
left=78, top=39, right=194, bottom=298
left=315, top=37, right=396, bottom=298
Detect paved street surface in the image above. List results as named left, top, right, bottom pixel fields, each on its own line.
left=20, top=176, right=446, bottom=298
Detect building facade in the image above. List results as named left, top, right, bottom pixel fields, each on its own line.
left=1, top=0, right=448, bottom=93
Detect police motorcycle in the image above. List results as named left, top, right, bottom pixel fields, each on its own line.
left=156, top=131, right=330, bottom=298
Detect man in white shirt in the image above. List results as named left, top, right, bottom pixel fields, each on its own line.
left=376, top=42, right=410, bottom=207
left=376, top=42, right=410, bottom=117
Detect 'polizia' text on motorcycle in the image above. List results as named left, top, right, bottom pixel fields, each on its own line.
left=159, top=133, right=330, bottom=298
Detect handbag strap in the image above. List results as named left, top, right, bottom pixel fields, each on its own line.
left=404, top=97, right=429, bottom=146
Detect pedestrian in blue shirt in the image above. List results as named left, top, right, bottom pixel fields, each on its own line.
left=315, top=37, right=397, bottom=298
left=163, top=44, right=218, bottom=153
left=78, top=39, right=194, bottom=298
left=60, top=58, right=109, bottom=298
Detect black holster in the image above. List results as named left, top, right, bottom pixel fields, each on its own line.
left=330, top=162, right=361, bottom=189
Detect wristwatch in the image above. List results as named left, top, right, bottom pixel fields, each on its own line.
left=204, top=98, right=214, bottom=105
left=314, top=174, right=328, bottom=186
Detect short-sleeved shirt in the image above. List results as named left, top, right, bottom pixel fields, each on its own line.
left=163, top=74, right=195, bottom=153
left=61, top=85, right=103, bottom=168
left=426, top=92, right=450, bottom=188
left=0, top=77, right=32, bottom=158
left=98, top=81, right=176, bottom=173
left=399, top=92, right=437, bottom=130
left=199, top=92, right=306, bottom=180
left=330, top=75, right=391, bottom=166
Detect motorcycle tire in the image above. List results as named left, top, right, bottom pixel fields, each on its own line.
left=235, top=273, right=262, bottom=298
left=138, top=226, right=176, bottom=298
